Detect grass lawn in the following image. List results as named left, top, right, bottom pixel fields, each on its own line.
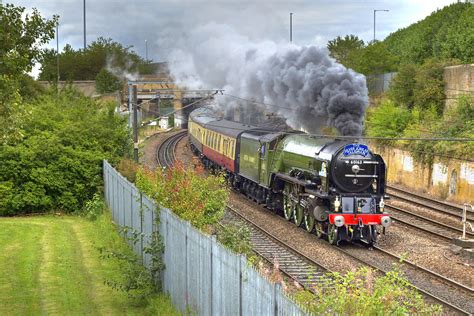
left=0, top=214, right=179, bottom=315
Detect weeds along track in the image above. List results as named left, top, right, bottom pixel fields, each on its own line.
left=156, top=130, right=187, bottom=168
left=338, top=244, right=474, bottom=315
left=387, top=184, right=474, bottom=222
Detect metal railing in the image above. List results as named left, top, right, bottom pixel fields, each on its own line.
left=103, top=160, right=307, bottom=315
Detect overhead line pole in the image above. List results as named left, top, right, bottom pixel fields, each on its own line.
left=83, top=0, right=86, bottom=49
left=56, top=22, right=59, bottom=83
left=133, top=86, right=139, bottom=163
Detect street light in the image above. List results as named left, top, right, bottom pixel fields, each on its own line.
left=289, top=12, right=293, bottom=42
left=83, top=0, right=86, bottom=49
left=145, top=39, right=148, bottom=61
left=373, top=9, right=389, bottom=42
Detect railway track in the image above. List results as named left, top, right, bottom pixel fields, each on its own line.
left=387, top=184, right=474, bottom=222
left=224, top=206, right=334, bottom=291
left=337, top=244, right=474, bottom=315
left=387, top=204, right=474, bottom=241
left=156, top=130, right=187, bottom=168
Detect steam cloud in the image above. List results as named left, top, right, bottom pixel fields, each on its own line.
left=168, top=23, right=368, bottom=136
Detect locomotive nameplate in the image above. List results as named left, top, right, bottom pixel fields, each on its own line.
left=342, top=144, right=369, bottom=157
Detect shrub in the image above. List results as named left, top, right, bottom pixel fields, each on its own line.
left=294, top=267, right=442, bottom=315
left=117, top=158, right=139, bottom=183
left=136, top=162, right=228, bottom=230
left=0, top=88, right=131, bottom=215
left=365, top=99, right=413, bottom=144
left=216, top=223, right=252, bottom=256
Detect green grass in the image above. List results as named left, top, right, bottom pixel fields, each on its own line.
left=0, top=214, right=180, bottom=315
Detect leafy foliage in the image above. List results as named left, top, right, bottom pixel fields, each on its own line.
left=0, top=88, right=131, bottom=215
left=327, top=35, right=364, bottom=64
left=367, top=95, right=474, bottom=162
left=98, top=226, right=157, bottom=302
left=327, top=35, right=398, bottom=76
left=0, top=3, right=57, bottom=145
left=39, top=37, right=154, bottom=82
left=136, top=162, right=228, bottom=230
left=95, top=68, right=122, bottom=94
left=349, top=41, right=398, bottom=76
left=384, top=2, right=473, bottom=64
left=216, top=223, right=252, bottom=256
left=294, top=267, right=442, bottom=315
left=366, top=99, right=413, bottom=143
left=389, top=60, right=447, bottom=114
left=0, top=4, right=57, bottom=77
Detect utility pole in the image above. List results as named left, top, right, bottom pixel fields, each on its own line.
left=83, top=0, right=86, bottom=49
left=145, top=39, right=148, bottom=61
left=56, top=22, right=59, bottom=83
left=373, top=9, right=389, bottom=42
left=133, top=86, right=139, bottom=163
left=290, top=12, right=293, bottom=42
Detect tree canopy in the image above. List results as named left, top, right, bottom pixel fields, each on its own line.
left=384, top=2, right=473, bottom=64
left=0, top=3, right=57, bottom=145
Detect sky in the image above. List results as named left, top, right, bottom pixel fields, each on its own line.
left=7, top=0, right=457, bottom=63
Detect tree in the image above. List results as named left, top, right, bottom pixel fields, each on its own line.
left=389, top=64, right=418, bottom=108
left=349, top=41, right=398, bottom=76
left=327, top=35, right=365, bottom=66
left=413, top=59, right=446, bottom=114
left=39, top=37, right=153, bottom=82
left=0, top=3, right=57, bottom=145
left=95, top=69, right=121, bottom=94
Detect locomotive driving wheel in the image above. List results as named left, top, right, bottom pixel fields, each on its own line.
left=283, top=186, right=294, bottom=221
left=315, top=221, right=324, bottom=238
left=293, top=203, right=304, bottom=227
left=303, top=212, right=315, bottom=232
left=327, top=224, right=338, bottom=245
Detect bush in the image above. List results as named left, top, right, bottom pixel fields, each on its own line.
left=216, top=223, right=252, bottom=256
left=116, top=158, right=139, bottom=183
left=294, top=267, right=442, bottom=315
left=0, top=88, right=131, bottom=215
left=136, top=162, right=228, bottom=230
left=365, top=99, right=413, bottom=144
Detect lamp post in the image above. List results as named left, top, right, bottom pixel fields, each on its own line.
left=145, top=39, right=148, bottom=61
left=373, top=9, right=389, bottom=42
left=56, top=22, right=59, bottom=82
left=289, top=12, right=293, bottom=42
left=83, top=0, right=86, bottom=49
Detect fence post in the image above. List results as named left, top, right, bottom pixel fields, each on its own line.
left=239, top=255, right=246, bottom=316
left=274, top=283, right=281, bottom=316
left=140, top=192, right=144, bottom=263
left=210, top=235, right=216, bottom=316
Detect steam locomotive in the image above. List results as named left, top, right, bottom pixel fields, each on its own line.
left=188, top=110, right=391, bottom=245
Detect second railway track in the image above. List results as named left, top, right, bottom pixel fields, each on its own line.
left=387, top=184, right=474, bottom=222
left=156, top=130, right=187, bottom=168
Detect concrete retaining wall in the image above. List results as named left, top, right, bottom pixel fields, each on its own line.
left=444, top=64, right=474, bottom=108
left=373, top=145, right=473, bottom=204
